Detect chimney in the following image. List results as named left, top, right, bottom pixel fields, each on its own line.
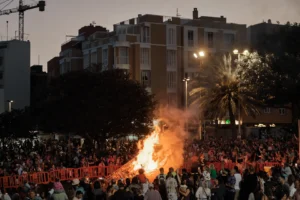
left=193, top=8, right=198, bottom=19
left=268, top=19, right=271, bottom=24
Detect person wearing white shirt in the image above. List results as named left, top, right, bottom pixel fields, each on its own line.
left=195, top=181, right=211, bottom=200
left=233, top=166, right=242, bottom=200
left=202, top=167, right=211, bottom=189
left=166, top=172, right=178, bottom=200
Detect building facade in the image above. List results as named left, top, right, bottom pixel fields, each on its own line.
left=80, top=8, right=247, bottom=107
left=31, top=65, right=47, bottom=108
left=47, top=9, right=292, bottom=127
left=0, top=40, right=30, bottom=112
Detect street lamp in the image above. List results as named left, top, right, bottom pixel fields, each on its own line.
left=193, top=51, right=205, bottom=59
left=7, top=100, right=13, bottom=112
left=233, top=49, right=250, bottom=139
left=182, top=77, right=190, bottom=110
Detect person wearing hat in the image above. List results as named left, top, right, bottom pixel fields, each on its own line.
left=144, top=183, right=162, bottom=200
left=51, top=180, right=68, bottom=200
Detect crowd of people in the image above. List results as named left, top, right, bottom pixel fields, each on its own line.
left=2, top=161, right=300, bottom=200
left=0, top=134, right=297, bottom=178
left=0, top=137, right=137, bottom=177
left=184, top=135, right=298, bottom=166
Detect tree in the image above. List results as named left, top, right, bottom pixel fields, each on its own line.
left=235, top=52, right=278, bottom=103
left=0, top=107, right=35, bottom=139
left=38, top=69, right=156, bottom=142
left=258, top=23, right=300, bottom=121
left=190, top=55, right=262, bottom=136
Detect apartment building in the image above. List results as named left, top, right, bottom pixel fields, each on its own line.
left=80, top=8, right=247, bottom=107
left=47, top=24, right=109, bottom=78
left=247, top=19, right=282, bottom=51
left=0, top=40, right=30, bottom=113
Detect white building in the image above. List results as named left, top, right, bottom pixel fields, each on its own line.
left=0, top=40, right=30, bottom=113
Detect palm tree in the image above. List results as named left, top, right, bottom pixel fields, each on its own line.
left=190, top=55, right=262, bottom=137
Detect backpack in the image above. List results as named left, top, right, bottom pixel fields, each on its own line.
left=158, top=174, right=166, bottom=184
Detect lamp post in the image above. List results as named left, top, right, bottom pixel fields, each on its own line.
left=193, top=50, right=205, bottom=139
left=233, top=49, right=249, bottom=139
left=183, top=77, right=190, bottom=110
left=7, top=100, right=13, bottom=112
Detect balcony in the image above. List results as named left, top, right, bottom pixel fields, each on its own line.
left=115, top=56, right=129, bottom=69
left=141, top=36, right=150, bottom=43
left=116, top=56, right=129, bottom=64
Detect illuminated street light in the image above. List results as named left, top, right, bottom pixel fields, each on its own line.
left=199, top=51, right=205, bottom=57
left=7, top=100, right=13, bottom=112
left=233, top=48, right=251, bottom=139
left=183, top=77, right=190, bottom=110
left=193, top=53, right=198, bottom=58
left=243, top=50, right=249, bottom=55
left=233, top=49, right=239, bottom=55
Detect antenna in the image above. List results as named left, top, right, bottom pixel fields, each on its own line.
left=6, top=21, right=8, bottom=41
left=176, top=8, right=181, bottom=17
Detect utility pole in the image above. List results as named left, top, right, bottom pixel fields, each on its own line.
left=6, top=21, right=8, bottom=41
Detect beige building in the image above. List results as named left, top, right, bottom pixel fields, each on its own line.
left=48, top=9, right=292, bottom=127
left=81, top=8, right=247, bottom=108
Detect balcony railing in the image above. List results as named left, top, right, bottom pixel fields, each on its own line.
left=141, top=36, right=150, bottom=43
left=116, top=56, right=129, bottom=65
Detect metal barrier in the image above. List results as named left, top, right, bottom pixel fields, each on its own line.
left=0, top=162, right=281, bottom=189
left=0, top=165, right=120, bottom=189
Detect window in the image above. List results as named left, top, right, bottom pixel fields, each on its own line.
left=141, top=70, right=151, bottom=87
left=83, top=54, right=89, bottom=69
left=102, top=49, right=108, bottom=66
left=167, top=71, right=177, bottom=89
left=118, top=47, right=128, bottom=64
left=188, top=30, right=194, bottom=47
left=207, top=32, right=214, bottom=48
left=168, top=28, right=175, bottom=45
left=264, top=107, right=271, bottom=114
left=167, top=50, right=176, bottom=67
left=91, top=52, right=97, bottom=64
left=279, top=108, right=286, bottom=115
left=167, top=93, right=177, bottom=107
left=140, top=48, right=150, bottom=65
left=224, top=33, right=235, bottom=47
left=141, top=27, right=150, bottom=43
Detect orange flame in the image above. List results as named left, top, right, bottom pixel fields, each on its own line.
left=132, top=120, right=160, bottom=173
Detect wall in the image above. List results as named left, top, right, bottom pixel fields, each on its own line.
left=3, top=40, right=30, bottom=112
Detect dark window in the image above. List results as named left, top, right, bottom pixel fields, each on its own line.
left=207, top=32, right=214, bottom=47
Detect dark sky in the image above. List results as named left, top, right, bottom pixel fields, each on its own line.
left=0, top=0, right=299, bottom=71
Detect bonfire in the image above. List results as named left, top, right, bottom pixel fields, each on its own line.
left=106, top=119, right=182, bottom=182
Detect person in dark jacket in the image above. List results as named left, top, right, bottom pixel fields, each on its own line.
left=111, top=182, right=133, bottom=200
left=211, top=177, right=226, bottom=200
left=93, top=181, right=106, bottom=200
